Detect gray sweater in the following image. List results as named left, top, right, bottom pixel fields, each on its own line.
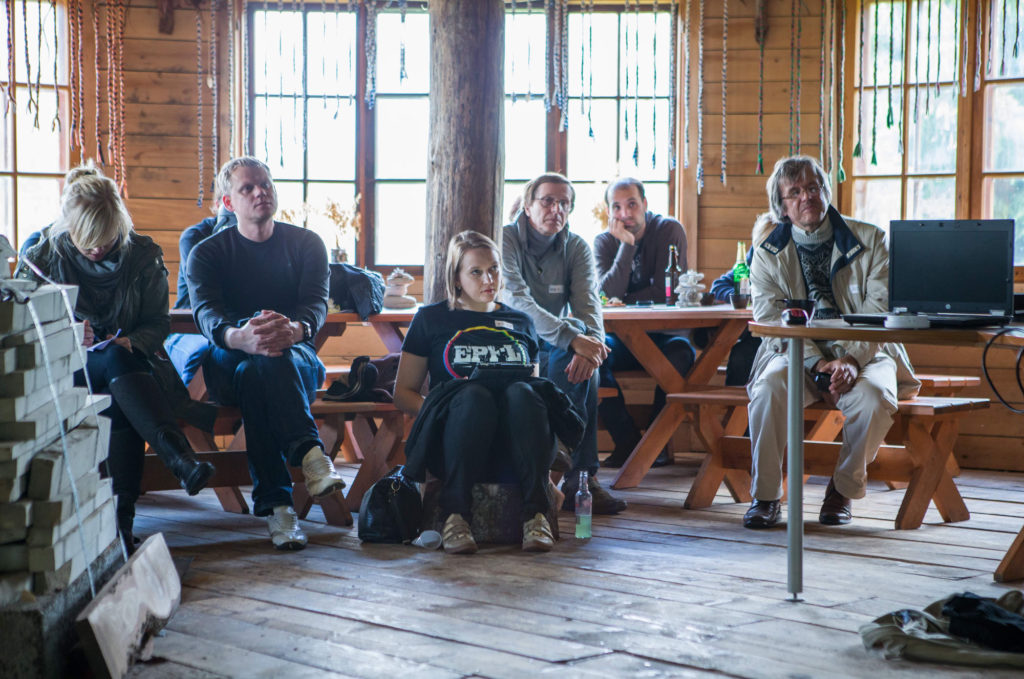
left=593, top=211, right=686, bottom=303
left=501, top=212, right=604, bottom=350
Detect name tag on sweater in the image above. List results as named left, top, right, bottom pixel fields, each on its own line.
left=494, top=320, right=513, bottom=329
left=548, top=284, right=564, bottom=294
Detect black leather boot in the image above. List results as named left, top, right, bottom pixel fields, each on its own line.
left=116, top=494, right=137, bottom=556
left=108, top=372, right=215, bottom=496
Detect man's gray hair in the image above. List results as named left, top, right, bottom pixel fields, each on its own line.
left=217, top=156, right=274, bottom=198
left=765, top=155, right=832, bottom=223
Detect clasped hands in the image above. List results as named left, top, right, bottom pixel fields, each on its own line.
left=566, top=333, right=609, bottom=384
left=812, top=356, right=861, bottom=408
left=226, top=309, right=302, bottom=357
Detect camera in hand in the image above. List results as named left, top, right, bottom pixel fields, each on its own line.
left=810, top=370, right=832, bottom=393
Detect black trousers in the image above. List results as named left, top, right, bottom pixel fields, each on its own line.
left=75, top=346, right=149, bottom=500
left=440, top=381, right=556, bottom=521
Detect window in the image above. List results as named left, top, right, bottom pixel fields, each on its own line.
left=844, top=0, right=1024, bottom=260
left=249, top=3, right=677, bottom=269
left=0, top=0, right=70, bottom=249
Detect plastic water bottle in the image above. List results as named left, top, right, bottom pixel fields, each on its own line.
left=575, top=471, right=592, bottom=539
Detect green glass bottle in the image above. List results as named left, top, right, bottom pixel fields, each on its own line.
left=733, top=241, right=750, bottom=296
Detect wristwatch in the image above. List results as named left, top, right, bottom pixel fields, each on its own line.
left=299, top=320, right=313, bottom=342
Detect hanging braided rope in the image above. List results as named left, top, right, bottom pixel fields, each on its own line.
left=261, top=2, right=268, bottom=159
left=276, top=0, right=284, bottom=165
left=988, top=0, right=996, bottom=74
left=652, top=0, right=658, bottom=168
left=826, top=0, right=835, bottom=171
left=561, top=0, right=569, bottom=132
left=345, top=0, right=354, bottom=109
left=587, top=0, right=596, bottom=137
left=683, top=0, right=690, bottom=168
left=242, top=0, right=250, bottom=152
left=196, top=3, right=205, bottom=205
left=870, top=1, right=878, bottom=165
left=92, top=0, right=102, bottom=162
left=837, top=0, right=847, bottom=181
left=544, top=0, right=554, bottom=113
left=668, top=0, right=678, bottom=169
left=624, top=0, right=631, bottom=140
left=795, top=0, right=802, bottom=153
left=886, top=0, right=895, bottom=127
left=50, top=0, right=60, bottom=131
left=1001, top=0, right=1009, bottom=74
left=34, top=0, right=42, bottom=127
left=913, top=0, right=921, bottom=119
left=975, top=0, right=983, bottom=90
left=399, top=0, right=408, bottom=82
left=819, top=0, right=826, bottom=161
left=525, top=0, right=533, bottom=102
left=320, top=0, right=328, bottom=110
left=365, top=0, right=378, bottom=109
left=211, top=0, right=219, bottom=182
left=720, top=0, right=727, bottom=183
left=510, top=0, right=518, bottom=103
left=1015, top=0, right=1020, bottom=58
left=960, top=0, right=969, bottom=97
left=104, top=1, right=116, bottom=164
left=116, top=0, right=127, bottom=194
left=925, top=0, right=932, bottom=112
left=696, top=0, right=704, bottom=193
left=22, top=0, right=36, bottom=120
left=936, top=0, right=943, bottom=95
left=69, top=0, right=82, bottom=146
left=227, top=0, right=235, bottom=153
left=789, top=0, right=796, bottom=155
left=632, top=0, right=639, bottom=161
left=4, top=0, right=15, bottom=114
left=755, top=0, right=766, bottom=174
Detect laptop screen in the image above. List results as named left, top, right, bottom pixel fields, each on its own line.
left=888, top=219, right=1015, bottom=315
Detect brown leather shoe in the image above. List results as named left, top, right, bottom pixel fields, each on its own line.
left=561, top=475, right=628, bottom=514
left=819, top=478, right=853, bottom=525
left=742, top=499, right=781, bottom=529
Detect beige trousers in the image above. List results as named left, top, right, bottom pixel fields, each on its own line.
left=746, top=352, right=898, bottom=501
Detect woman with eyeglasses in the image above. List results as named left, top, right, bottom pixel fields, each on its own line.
left=19, top=174, right=214, bottom=554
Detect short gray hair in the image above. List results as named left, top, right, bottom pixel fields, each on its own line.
left=765, top=155, right=832, bottom=223
left=217, top=156, right=274, bottom=199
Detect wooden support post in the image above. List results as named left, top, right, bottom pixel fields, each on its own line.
left=424, top=0, right=505, bottom=303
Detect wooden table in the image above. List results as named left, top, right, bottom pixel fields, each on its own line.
left=603, top=304, right=752, bottom=489
left=749, top=319, right=1020, bottom=595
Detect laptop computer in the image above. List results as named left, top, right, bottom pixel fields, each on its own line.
left=843, top=219, right=1015, bottom=329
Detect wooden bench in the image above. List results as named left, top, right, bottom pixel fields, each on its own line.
left=664, top=386, right=989, bottom=529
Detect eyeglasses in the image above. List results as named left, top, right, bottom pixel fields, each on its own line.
left=534, top=196, right=573, bottom=212
left=782, top=183, right=823, bottom=201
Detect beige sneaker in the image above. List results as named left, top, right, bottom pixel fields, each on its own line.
left=267, top=505, right=307, bottom=550
left=301, top=446, right=346, bottom=497
left=522, top=513, right=554, bottom=552
left=442, top=513, right=477, bottom=554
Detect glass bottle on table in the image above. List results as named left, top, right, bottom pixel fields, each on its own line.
left=665, top=245, right=683, bottom=305
left=575, top=471, right=592, bottom=539
left=733, top=241, right=750, bottom=296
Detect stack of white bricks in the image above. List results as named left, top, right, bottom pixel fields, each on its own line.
left=0, top=285, right=115, bottom=606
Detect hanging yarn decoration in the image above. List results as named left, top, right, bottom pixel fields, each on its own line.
left=561, top=0, right=569, bottom=131
left=795, top=0, right=802, bottom=153
left=320, top=0, right=328, bottom=111
left=50, top=0, right=59, bottom=131
left=33, top=0, right=42, bottom=127
left=988, top=0, right=996, bottom=74
left=261, top=2, right=269, bottom=160
left=936, top=0, right=943, bottom=95
left=92, top=0, right=102, bottom=162
left=399, top=0, right=408, bottom=82
left=974, top=0, right=983, bottom=90
left=1015, top=0, right=1021, bottom=58
left=959, top=0, right=968, bottom=97
left=345, top=0, right=355, bottom=109
left=210, top=0, right=219, bottom=183
left=652, top=0, right=658, bottom=169
left=852, top=0, right=863, bottom=157
left=668, top=0, right=678, bottom=169
left=106, top=0, right=117, bottom=161
left=365, top=0, right=378, bottom=109
left=69, top=0, right=83, bottom=146
left=870, top=1, right=878, bottom=165
left=624, top=0, right=631, bottom=140
left=587, top=0, right=596, bottom=137
left=195, top=3, right=205, bottom=206
left=632, top=0, right=639, bottom=161
left=525, top=0, right=533, bottom=102
left=1001, top=0, right=1009, bottom=75
left=925, top=0, right=932, bottom=113
left=683, top=0, right=690, bottom=169
left=755, top=0, right=766, bottom=174
left=22, top=0, right=36, bottom=120
left=886, top=0, right=895, bottom=127
left=826, top=0, right=835, bottom=171
left=837, top=0, right=847, bottom=182
left=544, top=0, right=555, bottom=114
left=242, top=0, right=250, bottom=152
left=696, top=0, right=704, bottom=194
left=951, top=0, right=959, bottom=98
left=788, top=0, right=798, bottom=155
left=510, top=0, right=517, bottom=103
left=277, top=0, right=285, bottom=166
left=913, top=0, right=920, bottom=119
left=227, top=0, right=235, bottom=153
left=819, top=0, right=826, bottom=162
left=116, top=0, right=128, bottom=194
left=720, top=0, right=726, bottom=183
left=4, top=0, right=15, bottom=114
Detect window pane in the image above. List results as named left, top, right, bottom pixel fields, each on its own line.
left=307, top=99, right=356, bottom=180
left=851, top=90, right=903, bottom=176
left=252, top=10, right=304, bottom=95
left=375, top=97, right=428, bottom=179
left=306, top=182, right=358, bottom=261
left=0, top=177, right=12, bottom=244
left=0, top=111, right=12, bottom=171
left=252, top=95, right=305, bottom=179
left=863, top=1, right=905, bottom=87
left=12, top=1, right=66, bottom=85
left=306, top=9, right=357, bottom=96
left=617, top=99, right=670, bottom=181
left=15, top=86, right=64, bottom=172
left=504, top=99, right=546, bottom=180
left=503, top=182, right=525, bottom=223
left=983, top=177, right=1024, bottom=263
left=274, top=181, right=305, bottom=224
left=852, top=178, right=902, bottom=230
left=905, top=0, right=958, bottom=84
left=984, top=83, right=1024, bottom=172
left=618, top=12, right=667, bottom=97
left=566, top=182, right=607, bottom=249
left=376, top=11, right=429, bottom=94
left=988, top=0, right=1024, bottom=79
left=567, top=13, right=619, bottom=98
left=506, top=10, right=547, bottom=97
left=567, top=99, right=619, bottom=182
left=906, top=177, right=955, bottom=218
left=906, top=85, right=957, bottom=173
left=376, top=182, right=426, bottom=264
left=16, top=176, right=61, bottom=247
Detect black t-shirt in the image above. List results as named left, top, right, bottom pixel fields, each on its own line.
left=402, top=301, right=539, bottom=388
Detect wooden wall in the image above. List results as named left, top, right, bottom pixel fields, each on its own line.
left=91, top=0, right=1023, bottom=471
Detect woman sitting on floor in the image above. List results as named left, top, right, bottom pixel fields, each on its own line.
left=20, top=174, right=214, bottom=554
left=394, top=231, right=582, bottom=554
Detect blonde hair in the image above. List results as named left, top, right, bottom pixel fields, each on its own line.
left=217, top=156, right=273, bottom=199
left=55, top=175, right=133, bottom=252
left=62, top=160, right=103, bottom=198
left=444, top=231, right=501, bottom=310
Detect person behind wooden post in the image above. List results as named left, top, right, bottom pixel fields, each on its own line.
left=186, top=157, right=343, bottom=551
left=395, top=231, right=577, bottom=554
left=592, top=177, right=695, bottom=468
left=164, top=188, right=237, bottom=386
left=18, top=174, right=215, bottom=556
left=744, top=155, right=919, bottom=529
left=502, top=173, right=627, bottom=515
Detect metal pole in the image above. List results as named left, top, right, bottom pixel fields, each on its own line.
left=786, top=336, right=804, bottom=600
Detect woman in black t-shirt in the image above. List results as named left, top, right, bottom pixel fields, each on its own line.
left=395, top=231, right=557, bottom=554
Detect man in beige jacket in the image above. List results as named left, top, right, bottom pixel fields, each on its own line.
left=743, top=156, right=919, bottom=529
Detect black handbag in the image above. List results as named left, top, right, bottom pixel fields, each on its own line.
left=357, top=466, right=422, bottom=544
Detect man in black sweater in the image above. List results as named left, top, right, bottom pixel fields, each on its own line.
left=187, top=157, right=344, bottom=550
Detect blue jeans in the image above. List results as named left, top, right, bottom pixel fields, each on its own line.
left=598, top=333, right=695, bottom=452
left=164, top=332, right=213, bottom=385
left=539, top=341, right=599, bottom=477
left=202, top=342, right=326, bottom=516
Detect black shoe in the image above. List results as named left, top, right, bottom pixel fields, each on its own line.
left=743, top=499, right=781, bottom=529
left=650, top=448, right=673, bottom=467
left=819, top=478, right=853, bottom=525
left=561, top=475, right=627, bottom=515
left=600, top=449, right=630, bottom=468
left=116, top=495, right=137, bottom=557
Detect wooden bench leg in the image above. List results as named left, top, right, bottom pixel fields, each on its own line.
left=995, top=526, right=1024, bottom=582
left=181, top=425, right=249, bottom=515
left=685, top=405, right=731, bottom=508
left=896, top=418, right=969, bottom=529
left=610, top=402, right=686, bottom=489
left=926, top=419, right=970, bottom=524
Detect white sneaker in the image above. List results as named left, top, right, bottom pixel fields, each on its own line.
left=522, top=513, right=554, bottom=552
left=301, top=446, right=346, bottom=497
left=267, top=505, right=307, bottom=550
